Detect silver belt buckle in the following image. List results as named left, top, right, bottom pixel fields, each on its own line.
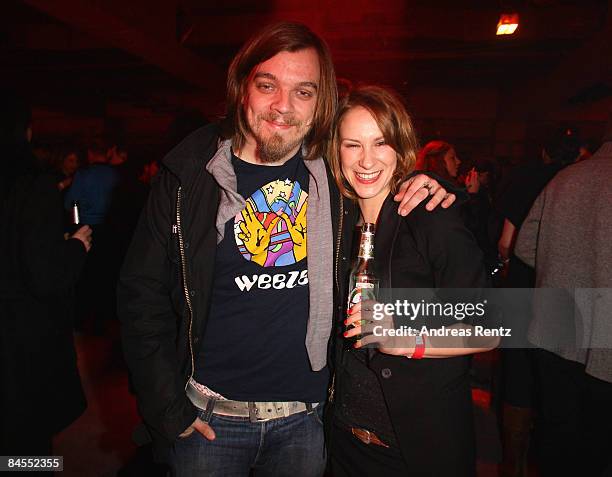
left=248, top=402, right=272, bottom=422
left=246, top=401, right=297, bottom=422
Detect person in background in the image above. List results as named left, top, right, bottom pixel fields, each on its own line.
left=464, top=159, right=501, bottom=277
left=66, top=137, right=119, bottom=224
left=0, top=93, right=92, bottom=459
left=419, top=142, right=502, bottom=279
left=417, top=139, right=461, bottom=183
left=514, top=116, right=612, bottom=477
left=495, top=129, right=580, bottom=477
left=498, top=129, right=580, bottom=265
left=65, top=136, right=119, bottom=334
left=56, top=147, right=82, bottom=193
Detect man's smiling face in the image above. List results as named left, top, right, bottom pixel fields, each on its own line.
left=243, top=48, right=320, bottom=164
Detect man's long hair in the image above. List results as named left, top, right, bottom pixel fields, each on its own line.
left=222, top=22, right=337, bottom=161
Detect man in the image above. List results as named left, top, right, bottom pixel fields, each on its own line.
left=515, top=118, right=612, bottom=477
left=66, top=136, right=120, bottom=333
left=118, top=22, right=454, bottom=476
left=65, top=136, right=120, bottom=225
left=495, top=130, right=579, bottom=477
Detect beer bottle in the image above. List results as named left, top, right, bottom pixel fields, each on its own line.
left=345, top=223, right=379, bottom=345
left=69, top=200, right=81, bottom=234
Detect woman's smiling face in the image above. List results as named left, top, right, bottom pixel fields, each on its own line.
left=339, top=106, right=397, bottom=202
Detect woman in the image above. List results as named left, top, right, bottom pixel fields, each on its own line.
left=56, top=147, right=82, bottom=193
left=420, top=140, right=499, bottom=276
left=418, top=139, right=461, bottom=182
left=327, top=86, right=498, bottom=476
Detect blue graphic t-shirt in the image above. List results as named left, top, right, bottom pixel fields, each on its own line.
left=195, top=149, right=329, bottom=402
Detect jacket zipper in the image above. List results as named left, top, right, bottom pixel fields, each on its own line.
left=329, top=196, right=344, bottom=403
left=176, top=186, right=195, bottom=389
left=334, top=198, right=344, bottom=293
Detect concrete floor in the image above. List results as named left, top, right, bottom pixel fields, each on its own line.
left=54, top=324, right=142, bottom=476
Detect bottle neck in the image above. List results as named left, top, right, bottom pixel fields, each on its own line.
left=357, top=223, right=375, bottom=260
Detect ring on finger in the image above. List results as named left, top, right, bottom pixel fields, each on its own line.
left=422, top=181, right=434, bottom=195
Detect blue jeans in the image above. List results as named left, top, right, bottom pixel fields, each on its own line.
left=170, top=405, right=326, bottom=477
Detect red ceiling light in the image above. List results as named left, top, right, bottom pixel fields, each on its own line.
left=497, top=13, right=519, bottom=35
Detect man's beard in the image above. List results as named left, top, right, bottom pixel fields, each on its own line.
left=251, top=112, right=308, bottom=163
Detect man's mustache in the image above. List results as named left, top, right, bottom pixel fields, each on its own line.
left=258, top=112, right=301, bottom=127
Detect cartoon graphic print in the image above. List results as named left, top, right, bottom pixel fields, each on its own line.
left=235, top=178, right=307, bottom=267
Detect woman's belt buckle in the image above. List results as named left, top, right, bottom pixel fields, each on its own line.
left=350, top=427, right=390, bottom=448
left=352, top=427, right=371, bottom=444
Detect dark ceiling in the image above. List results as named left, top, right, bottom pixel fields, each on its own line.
left=2, top=0, right=610, bottom=120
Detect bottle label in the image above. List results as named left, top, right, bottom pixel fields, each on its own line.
left=358, top=231, right=375, bottom=259
left=347, top=282, right=377, bottom=308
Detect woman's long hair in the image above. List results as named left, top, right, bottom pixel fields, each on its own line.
left=416, top=140, right=454, bottom=181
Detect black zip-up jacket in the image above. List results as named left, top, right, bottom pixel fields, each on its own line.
left=330, top=194, right=488, bottom=475
left=117, top=124, right=344, bottom=456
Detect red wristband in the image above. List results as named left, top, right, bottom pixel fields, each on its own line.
left=410, top=334, right=425, bottom=359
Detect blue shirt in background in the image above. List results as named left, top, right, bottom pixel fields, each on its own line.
left=65, top=164, right=119, bottom=225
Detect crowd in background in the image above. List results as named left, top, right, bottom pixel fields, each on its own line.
left=25, top=110, right=210, bottom=336
left=0, top=96, right=209, bottom=462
